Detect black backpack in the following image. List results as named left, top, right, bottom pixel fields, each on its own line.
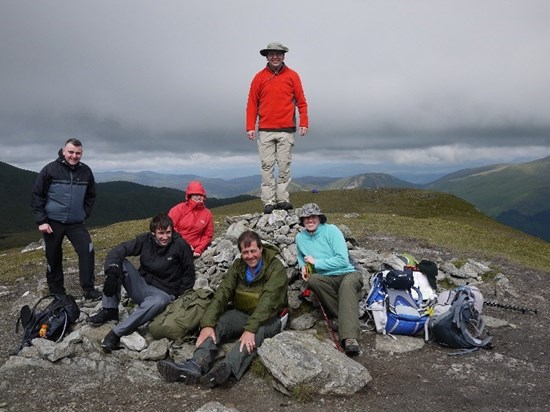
left=16, top=294, right=80, bottom=350
left=429, top=286, right=493, bottom=353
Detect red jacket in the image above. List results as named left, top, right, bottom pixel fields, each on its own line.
left=168, top=200, right=213, bottom=255
left=246, top=64, right=308, bottom=132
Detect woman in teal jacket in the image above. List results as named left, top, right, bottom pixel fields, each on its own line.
left=296, top=203, right=363, bottom=356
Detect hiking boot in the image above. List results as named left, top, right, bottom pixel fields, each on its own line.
left=84, top=289, right=102, bottom=301
left=276, top=201, right=293, bottom=211
left=88, top=308, right=119, bottom=326
left=344, top=338, right=360, bottom=356
left=263, top=204, right=276, bottom=214
left=201, top=361, right=232, bottom=388
left=101, top=330, right=120, bottom=353
left=157, top=359, right=202, bottom=384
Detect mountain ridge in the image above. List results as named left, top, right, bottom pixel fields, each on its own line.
left=1, top=156, right=548, bottom=245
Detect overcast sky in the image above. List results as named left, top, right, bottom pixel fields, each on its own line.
left=1, top=0, right=549, bottom=182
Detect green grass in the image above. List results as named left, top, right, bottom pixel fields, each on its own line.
left=1, top=188, right=548, bottom=284
left=291, top=383, right=315, bottom=403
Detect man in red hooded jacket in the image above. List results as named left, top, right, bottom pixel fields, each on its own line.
left=168, top=181, right=214, bottom=257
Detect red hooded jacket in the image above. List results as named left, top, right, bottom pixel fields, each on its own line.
left=168, top=181, right=213, bottom=255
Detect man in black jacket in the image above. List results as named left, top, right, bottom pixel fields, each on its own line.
left=88, top=213, right=195, bottom=352
left=31, top=138, right=100, bottom=300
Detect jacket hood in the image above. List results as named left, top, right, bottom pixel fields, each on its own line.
left=186, top=181, right=207, bottom=199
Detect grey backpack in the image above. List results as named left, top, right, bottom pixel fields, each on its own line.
left=429, top=285, right=493, bottom=353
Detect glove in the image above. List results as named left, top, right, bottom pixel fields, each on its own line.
left=103, top=266, right=122, bottom=297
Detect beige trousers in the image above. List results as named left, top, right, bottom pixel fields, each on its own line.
left=257, top=131, right=295, bottom=205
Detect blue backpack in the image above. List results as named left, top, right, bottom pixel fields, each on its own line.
left=362, top=270, right=431, bottom=336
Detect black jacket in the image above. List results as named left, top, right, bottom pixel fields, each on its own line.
left=31, top=152, right=96, bottom=225
left=104, top=231, right=195, bottom=297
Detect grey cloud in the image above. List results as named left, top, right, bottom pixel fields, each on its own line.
left=1, top=1, right=549, bottom=179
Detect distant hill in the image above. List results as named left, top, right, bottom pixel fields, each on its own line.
left=3, top=155, right=549, bottom=244
left=95, top=171, right=412, bottom=197
left=95, top=171, right=263, bottom=198
left=424, top=156, right=550, bottom=241
left=0, top=162, right=37, bottom=234
left=324, top=173, right=416, bottom=190
left=87, top=181, right=255, bottom=227
left=0, top=161, right=254, bottom=249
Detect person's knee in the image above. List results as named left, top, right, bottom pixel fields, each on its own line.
left=342, top=273, right=362, bottom=289
left=146, top=294, right=172, bottom=313
left=121, top=259, right=134, bottom=274
left=307, top=273, right=321, bottom=289
left=255, top=318, right=280, bottom=343
left=261, top=161, right=275, bottom=171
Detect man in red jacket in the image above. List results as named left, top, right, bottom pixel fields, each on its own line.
left=246, top=42, right=309, bottom=214
left=168, top=181, right=214, bottom=257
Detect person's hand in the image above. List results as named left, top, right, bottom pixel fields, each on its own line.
left=299, top=127, right=308, bottom=136
left=302, top=256, right=315, bottom=281
left=103, top=266, right=121, bottom=297
left=193, top=251, right=201, bottom=258
left=247, top=130, right=256, bottom=140
left=301, top=265, right=310, bottom=281
left=38, top=223, right=53, bottom=234
left=239, top=330, right=256, bottom=353
left=304, top=256, right=315, bottom=266
left=196, top=326, right=216, bottom=347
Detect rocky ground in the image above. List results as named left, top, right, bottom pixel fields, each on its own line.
left=0, top=233, right=549, bottom=412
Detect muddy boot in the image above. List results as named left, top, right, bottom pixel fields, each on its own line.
left=201, top=361, right=232, bottom=388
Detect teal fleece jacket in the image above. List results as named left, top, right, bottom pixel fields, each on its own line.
left=296, top=223, right=355, bottom=276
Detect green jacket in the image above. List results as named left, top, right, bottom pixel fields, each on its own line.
left=200, top=244, right=288, bottom=333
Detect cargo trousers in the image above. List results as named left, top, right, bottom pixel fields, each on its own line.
left=257, top=131, right=295, bottom=205
left=307, top=271, right=363, bottom=341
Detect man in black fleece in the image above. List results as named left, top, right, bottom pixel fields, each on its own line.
left=88, top=213, right=195, bottom=352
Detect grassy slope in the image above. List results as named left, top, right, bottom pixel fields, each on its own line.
left=1, top=188, right=548, bottom=285
left=426, top=157, right=550, bottom=217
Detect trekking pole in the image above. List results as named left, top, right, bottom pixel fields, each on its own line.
left=304, top=263, right=344, bottom=352
left=314, top=291, right=344, bottom=353
left=484, top=301, right=538, bottom=315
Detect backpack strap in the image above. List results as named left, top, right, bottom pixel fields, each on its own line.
left=411, top=286, right=423, bottom=307
left=54, top=311, right=69, bottom=343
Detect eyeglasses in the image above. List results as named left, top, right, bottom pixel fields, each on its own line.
left=267, top=51, right=284, bottom=58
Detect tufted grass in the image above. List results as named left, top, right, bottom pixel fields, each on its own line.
left=1, top=188, right=548, bottom=285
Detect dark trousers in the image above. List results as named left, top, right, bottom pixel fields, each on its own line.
left=43, top=220, right=95, bottom=294
left=192, top=309, right=282, bottom=380
left=307, top=271, right=363, bottom=341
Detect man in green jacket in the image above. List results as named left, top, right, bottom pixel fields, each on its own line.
left=157, top=230, right=288, bottom=388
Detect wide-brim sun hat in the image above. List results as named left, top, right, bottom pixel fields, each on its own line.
left=260, top=42, right=289, bottom=56
left=299, top=203, right=327, bottom=226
